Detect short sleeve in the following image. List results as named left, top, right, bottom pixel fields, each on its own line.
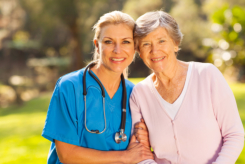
left=42, top=78, right=80, bottom=146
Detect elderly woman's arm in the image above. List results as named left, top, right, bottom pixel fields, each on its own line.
left=134, top=119, right=151, bottom=148
left=209, top=65, right=244, bottom=164
left=130, top=91, right=158, bottom=164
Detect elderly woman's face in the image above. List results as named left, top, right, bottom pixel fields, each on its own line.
left=138, top=27, right=178, bottom=73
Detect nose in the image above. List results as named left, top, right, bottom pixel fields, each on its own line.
left=151, top=44, right=158, bottom=55
left=113, top=43, right=121, bottom=54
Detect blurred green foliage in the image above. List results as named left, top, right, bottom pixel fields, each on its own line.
left=207, top=5, right=245, bottom=81
left=1, top=0, right=245, bottom=107
left=0, top=79, right=245, bottom=163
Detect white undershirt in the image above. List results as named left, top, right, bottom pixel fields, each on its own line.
left=152, top=62, right=193, bottom=120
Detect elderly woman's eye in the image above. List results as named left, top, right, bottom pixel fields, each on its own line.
left=143, top=43, right=150, bottom=46
left=160, top=40, right=165, bottom=43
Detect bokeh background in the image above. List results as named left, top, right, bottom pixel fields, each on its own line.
left=0, top=0, right=245, bottom=163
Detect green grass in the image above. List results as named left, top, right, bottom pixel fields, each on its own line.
left=0, top=79, right=244, bottom=163
left=0, top=93, right=52, bottom=164
left=229, top=83, right=245, bottom=164
left=128, top=77, right=145, bottom=85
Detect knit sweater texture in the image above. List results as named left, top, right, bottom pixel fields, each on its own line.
left=130, top=62, right=244, bottom=164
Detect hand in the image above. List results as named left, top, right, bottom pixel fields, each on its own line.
left=124, top=135, right=154, bottom=164
left=134, top=118, right=151, bottom=148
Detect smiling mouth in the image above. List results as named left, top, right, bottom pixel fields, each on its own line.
left=110, top=58, right=125, bottom=62
left=151, top=57, right=165, bottom=62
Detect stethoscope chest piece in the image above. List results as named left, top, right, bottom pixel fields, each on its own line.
left=83, top=62, right=128, bottom=144
left=115, top=129, right=127, bottom=143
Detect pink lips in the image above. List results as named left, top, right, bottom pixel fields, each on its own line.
left=110, top=57, right=126, bottom=63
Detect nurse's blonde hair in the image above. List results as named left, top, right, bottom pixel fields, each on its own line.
left=92, top=11, right=135, bottom=78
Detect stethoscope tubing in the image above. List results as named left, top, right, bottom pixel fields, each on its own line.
left=120, top=74, right=127, bottom=131
left=82, top=62, right=127, bottom=140
left=84, top=95, right=107, bottom=134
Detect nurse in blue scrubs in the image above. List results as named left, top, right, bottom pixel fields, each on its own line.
left=42, top=11, right=154, bottom=164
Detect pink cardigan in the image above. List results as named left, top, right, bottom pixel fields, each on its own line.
left=130, top=62, right=244, bottom=164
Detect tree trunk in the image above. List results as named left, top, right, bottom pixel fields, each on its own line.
left=69, top=21, right=84, bottom=71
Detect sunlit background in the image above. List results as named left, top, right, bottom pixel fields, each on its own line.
left=0, top=0, right=245, bottom=163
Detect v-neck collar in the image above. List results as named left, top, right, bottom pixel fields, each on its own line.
left=149, top=62, right=194, bottom=120
left=154, top=62, right=192, bottom=106
left=88, top=70, right=123, bottom=101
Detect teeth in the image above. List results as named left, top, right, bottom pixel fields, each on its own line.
left=152, top=57, right=165, bottom=61
left=111, top=58, right=125, bottom=61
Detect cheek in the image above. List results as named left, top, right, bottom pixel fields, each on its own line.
left=139, top=48, right=149, bottom=57
left=125, top=45, right=134, bottom=52
left=140, top=53, right=150, bottom=64
left=130, top=49, right=136, bottom=58
left=101, top=46, right=112, bottom=55
left=124, top=47, right=135, bottom=59
left=162, top=45, right=175, bottom=56
left=159, top=45, right=169, bottom=52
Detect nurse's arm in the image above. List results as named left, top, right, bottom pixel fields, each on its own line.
left=55, top=137, right=154, bottom=164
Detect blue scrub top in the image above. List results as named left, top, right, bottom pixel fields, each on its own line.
left=42, top=68, right=134, bottom=164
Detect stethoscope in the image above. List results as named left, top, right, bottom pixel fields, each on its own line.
left=83, top=62, right=127, bottom=144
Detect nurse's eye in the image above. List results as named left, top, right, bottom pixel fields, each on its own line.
left=123, top=40, right=131, bottom=44
left=104, top=40, right=112, bottom=44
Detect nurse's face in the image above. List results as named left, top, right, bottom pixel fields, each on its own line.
left=95, top=23, right=135, bottom=74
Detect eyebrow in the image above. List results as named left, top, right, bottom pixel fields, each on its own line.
left=123, top=37, right=133, bottom=40
left=141, top=40, right=150, bottom=43
left=141, top=37, right=166, bottom=42
left=157, top=37, right=166, bottom=40
left=103, top=37, right=133, bottom=40
left=103, top=37, right=113, bottom=40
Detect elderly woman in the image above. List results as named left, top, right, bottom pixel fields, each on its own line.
left=131, top=11, right=244, bottom=164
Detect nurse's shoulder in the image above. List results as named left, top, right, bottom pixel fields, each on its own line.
left=56, top=68, right=85, bottom=93
left=124, top=79, right=135, bottom=95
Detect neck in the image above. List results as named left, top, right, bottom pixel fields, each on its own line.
left=153, top=60, right=189, bottom=89
left=90, top=63, right=122, bottom=96
left=154, top=59, right=180, bottom=86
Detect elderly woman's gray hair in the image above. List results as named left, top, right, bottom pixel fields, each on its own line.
left=134, top=11, right=183, bottom=52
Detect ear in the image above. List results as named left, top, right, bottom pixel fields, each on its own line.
left=94, top=39, right=100, bottom=54
left=138, top=52, right=143, bottom=59
left=136, top=46, right=142, bottom=59
left=174, top=45, right=179, bottom=53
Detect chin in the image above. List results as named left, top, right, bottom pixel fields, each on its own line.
left=110, top=67, right=125, bottom=74
left=151, top=66, right=166, bottom=73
